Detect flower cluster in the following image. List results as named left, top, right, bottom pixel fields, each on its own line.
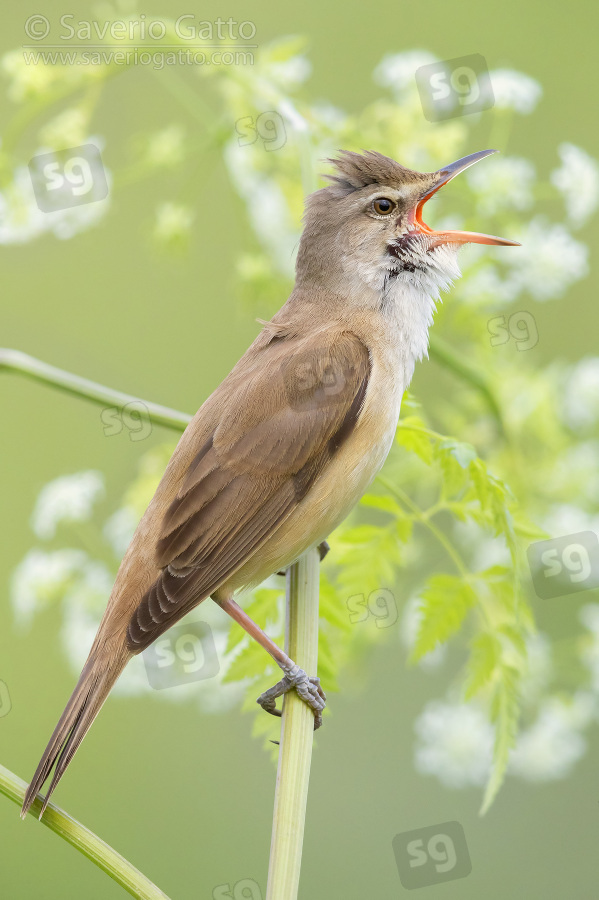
left=5, top=38, right=599, bottom=808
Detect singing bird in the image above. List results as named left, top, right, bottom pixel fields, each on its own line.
left=22, top=148, right=518, bottom=818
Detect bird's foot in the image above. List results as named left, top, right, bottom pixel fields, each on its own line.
left=276, top=541, right=330, bottom=577
left=317, top=540, right=330, bottom=562
left=257, top=663, right=326, bottom=729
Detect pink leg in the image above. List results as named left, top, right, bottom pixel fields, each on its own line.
left=212, top=591, right=326, bottom=729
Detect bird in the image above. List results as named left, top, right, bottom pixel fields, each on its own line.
left=21, top=148, right=519, bottom=818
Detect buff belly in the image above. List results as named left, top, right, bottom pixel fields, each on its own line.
left=222, top=368, right=403, bottom=596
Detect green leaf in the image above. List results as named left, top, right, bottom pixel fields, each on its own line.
left=222, top=639, right=270, bottom=683
left=464, top=632, right=501, bottom=699
left=480, top=665, right=521, bottom=814
left=225, top=587, right=282, bottom=653
left=360, top=493, right=403, bottom=516
left=438, top=439, right=477, bottom=469
left=411, top=575, right=476, bottom=662
left=396, top=417, right=434, bottom=464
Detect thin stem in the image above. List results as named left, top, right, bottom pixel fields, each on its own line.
left=429, top=333, right=505, bottom=431
left=378, top=475, right=470, bottom=578
left=0, top=349, right=191, bottom=433
left=378, top=475, right=495, bottom=629
left=266, top=548, right=320, bottom=900
left=0, top=764, right=170, bottom=899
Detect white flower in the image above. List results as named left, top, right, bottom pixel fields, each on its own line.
left=414, top=700, right=493, bottom=788
left=224, top=141, right=299, bottom=277
left=551, top=143, right=599, bottom=227
left=459, top=264, right=521, bottom=306
left=466, top=155, right=536, bottom=215
left=562, top=358, right=599, bottom=430
left=104, top=506, right=138, bottom=558
left=489, top=69, right=542, bottom=114
left=10, top=548, right=88, bottom=627
left=270, top=55, right=312, bottom=89
left=507, top=217, right=588, bottom=301
left=551, top=441, right=599, bottom=501
left=277, top=98, right=309, bottom=134
left=374, top=50, right=437, bottom=94
left=509, top=695, right=592, bottom=781
left=541, top=502, right=599, bottom=537
left=0, top=167, right=47, bottom=244
left=400, top=596, right=446, bottom=669
left=31, top=470, right=105, bottom=539
left=308, top=102, right=347, bottom=130
left=0, top=145, right=111, bottom=245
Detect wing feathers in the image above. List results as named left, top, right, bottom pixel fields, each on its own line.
left=126, top=329, right=371, bottom=651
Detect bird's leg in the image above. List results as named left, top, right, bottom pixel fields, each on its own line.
left=212, top=591, right=326, bottom=729
left=276, top=540, right=330, bottom=576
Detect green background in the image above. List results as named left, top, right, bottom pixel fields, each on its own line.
left=1, top=1, right=598, bottom=897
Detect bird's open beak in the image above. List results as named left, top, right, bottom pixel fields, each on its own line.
left=410, top=149, right=521, bottom=247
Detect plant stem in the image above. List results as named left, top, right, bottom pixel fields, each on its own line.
left=0, top=764, right=170, bottom=899
left=2, top=349, right=322, bottom=896
left=378, top=475, right=470, bottom=578
left=428, top=333, right=505, bottom=430
left=0, top=349, right=191, bottom=433
left=266, top=548, right=320, bottom=900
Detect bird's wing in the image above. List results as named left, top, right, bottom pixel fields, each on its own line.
left=126, top=328, right=370, bottom=650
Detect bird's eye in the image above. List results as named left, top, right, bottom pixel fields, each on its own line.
left=373, top=197, right=395, bottom=216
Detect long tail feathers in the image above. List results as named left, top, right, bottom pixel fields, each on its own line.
left=21, top=645, right=129, bottom=819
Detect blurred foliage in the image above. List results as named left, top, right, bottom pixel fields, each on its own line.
left=5, top=22, right=599, bottom=812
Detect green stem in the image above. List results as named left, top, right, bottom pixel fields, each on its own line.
left=378, top=476, right=470, bottom=578
left=0, top=764, right=170, bottom=899
left=0, top=349, right=191, bottom=433
left=429, top=333, right=505, bottom=431
left=266, top=548, right=320, bottom=900
left=378, top=476, right=495, bottom=629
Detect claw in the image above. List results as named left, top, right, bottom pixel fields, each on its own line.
left=277, top=541, right=331, bottom=577
left=257, top=664, right=326, bottom=730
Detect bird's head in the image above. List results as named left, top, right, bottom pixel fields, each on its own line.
left=296, top=149, right=519, bottom=300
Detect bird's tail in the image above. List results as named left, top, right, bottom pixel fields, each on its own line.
left=21, top=643, right=130, bottom=819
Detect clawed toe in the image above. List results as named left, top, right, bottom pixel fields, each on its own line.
left=257, top=665, right=326, bottom=730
